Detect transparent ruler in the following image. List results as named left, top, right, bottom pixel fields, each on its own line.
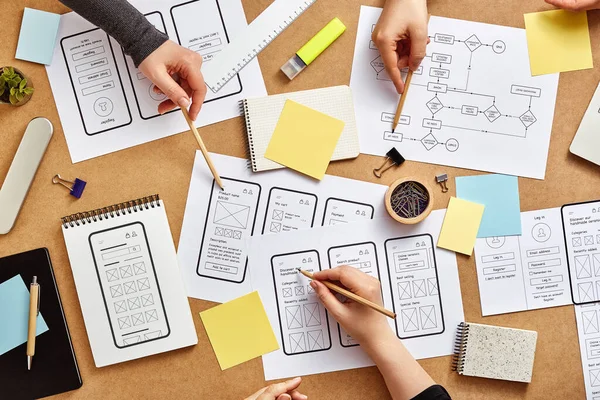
left=202, top=0, right=317, bottom=93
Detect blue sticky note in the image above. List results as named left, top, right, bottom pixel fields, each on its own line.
left=15, top=8, right=61, bottom=65
left=0, top=275, right=49, bottom=356
left=456, top=174, right=521, bottom=238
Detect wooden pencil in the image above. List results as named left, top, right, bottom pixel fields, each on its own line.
left=391, top=70, right=414, bottom=133
left=181, top=107, right=224, bottom=189
left=298, top=269, right=396, bottom=319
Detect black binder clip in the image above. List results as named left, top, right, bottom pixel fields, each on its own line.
left=436, top=173, right=449, bottom=193
left=373, top=147, right=405, bottom=178
left=53, top=174, right=86, bottom=198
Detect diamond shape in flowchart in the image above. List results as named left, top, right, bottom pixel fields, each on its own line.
left=426, top=97, right=444, bottom=114
left=370, top=55, right=385, bottom=73
left=421, top=133, right=438, bottom=150
left=464, top=34, right=482, bottom=52
left=519, top=110, right=537, bottom=128
left=484, top=105, right=501, bottom=122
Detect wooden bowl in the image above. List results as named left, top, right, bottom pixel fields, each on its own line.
left=384, top=176, right=434, bottom=224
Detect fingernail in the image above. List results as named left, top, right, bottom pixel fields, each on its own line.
left=178, top=97, right=190, bottom=108
left=310, top=281, right=317, bottom=289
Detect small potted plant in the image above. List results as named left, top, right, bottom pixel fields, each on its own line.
left=0, top=67, right=34, bottom=106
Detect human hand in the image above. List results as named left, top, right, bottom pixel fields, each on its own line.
left=371, top=0, right=428, bottom=94
left=244, top=377, right=307, bottom=400
left=310, top=266, right=393, bottom=346
left=138, top=40, right=207, bottom=120
left=545, top=0, right=600, bottom=10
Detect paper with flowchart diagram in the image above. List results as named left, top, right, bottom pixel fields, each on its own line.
left=46, top=0, right=266, bottom=162
left=177, top=152, right=389, bottom=303
left=350, top=7, right=559, bottom=179
left=474, top=200, right=600, bottom=316
left=247, top=211, right=464, bottom=380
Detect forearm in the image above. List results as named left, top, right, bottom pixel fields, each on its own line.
left=362, top=331, right=436, bottom=400
left=59, top=0, right=168, bottom=66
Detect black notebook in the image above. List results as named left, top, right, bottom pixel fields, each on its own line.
left=0, top=248, right=82, bottom=399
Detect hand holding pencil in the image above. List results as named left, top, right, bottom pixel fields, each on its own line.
left=303, top=266, right=396, bottom=346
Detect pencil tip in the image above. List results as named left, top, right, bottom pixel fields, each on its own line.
left=391, top=128, right=395, bottom=133
left=296, top=268, right=301, bottom=272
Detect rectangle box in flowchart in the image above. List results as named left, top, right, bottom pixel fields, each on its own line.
left=431, top=53, right=452, bottom=64
left=422, top=119, right=442, bottom=129
left=433, top=34, right=455, bottom=45
left=429, top=68, right=450, bottom=79
left=461, top=105, right=479, bottom=116
left=511, top=85, right=542, bottom=98
left=381, top=113, right=410, bottom=125
left=383, top=131, right=403, bottom=142
left=427, top=82, right=447, bottom=93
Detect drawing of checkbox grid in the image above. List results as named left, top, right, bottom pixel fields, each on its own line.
left=106, top=268, right=119, bottom=282
left=307, top=329, right=325, bottom=350
left=120, top=265, right=133, bottom=278
left=272, top=209, right=284, bottom=221
left=303, top=303, right=321, bottom=327
left=133, top=262, right=146, bottom=275
left=591, top=368, right=600, bottom=387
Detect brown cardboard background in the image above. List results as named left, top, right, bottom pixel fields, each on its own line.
left=0, top=0, right=599, bottom=398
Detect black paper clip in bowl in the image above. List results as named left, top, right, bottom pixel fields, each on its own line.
left=373, top=147, right=405, bottom=178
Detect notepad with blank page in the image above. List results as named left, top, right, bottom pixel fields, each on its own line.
left=453, top=322, right=537, bottom=383
left=241, top=85, right=359, bottom=172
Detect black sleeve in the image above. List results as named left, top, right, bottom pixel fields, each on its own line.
left=59, top=0, right=168, bottom=67
left=411, top=385, right=452, bottom=400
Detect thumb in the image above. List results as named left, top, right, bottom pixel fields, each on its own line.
left=311, top=281, right=345, bottom=319
left=408, top=28, right=428, bottom=71
left=152, top=68, right=190, bottom=109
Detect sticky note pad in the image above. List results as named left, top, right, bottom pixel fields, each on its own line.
left=15, top=8, right=61, bottom=65
left=524, top=10, right=593, bottom=76
left=0, top=275, right=49, bottom=356
left=456, top=174, right=521, bottom=238
left=200, top=291, right=279, bottom=370
left=265, top=100, right=345, bottom=180
left=438, top=197, right=485, bottom=256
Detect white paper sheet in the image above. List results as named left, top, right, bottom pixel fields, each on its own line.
left=61, top=200, right=197, bottom=367
left=562, top=200, right=600, bottom=304
left=575, top=302, right=600, bottom=399
left=474, top=201, right=600, bottom=316
left=350, top=7, right=559, bottom=179
left=177, top=152, right=389, bottom=303
left=474, top=207, right=571, bottom=316
left=46, top=0, right=266, bottom=163
left=247, top=212, right=464, bottom=380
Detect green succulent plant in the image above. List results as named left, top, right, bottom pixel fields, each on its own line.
left=0, top=67, right=34, bottom=105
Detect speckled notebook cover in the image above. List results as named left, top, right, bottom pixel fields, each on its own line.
left=453, top=322, right=537, bottom=383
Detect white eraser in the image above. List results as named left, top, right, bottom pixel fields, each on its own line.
left=0, top=117, right=53, bottom=234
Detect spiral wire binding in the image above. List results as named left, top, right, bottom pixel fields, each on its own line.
left=452, top=322, right=469, bottom=373
left=61, top=194, right=160, bottom=229
left=239, top=99, right=257, bottom=172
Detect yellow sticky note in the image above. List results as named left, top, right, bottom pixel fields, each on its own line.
left=200, top=291, right=279, bottom=370
left=524, top=10, right=593, bottom=76
left=265, top=100, right=345, bottom=180
left=437, top=197, right=485, bottom=256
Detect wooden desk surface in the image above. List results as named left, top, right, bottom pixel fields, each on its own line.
left=1, top=0, right=599, bottom=398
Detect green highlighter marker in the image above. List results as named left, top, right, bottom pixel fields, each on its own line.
left=281, top=18, right=347, bottom=80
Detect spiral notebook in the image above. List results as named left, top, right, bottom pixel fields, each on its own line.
left=452, top=322, right=537, bottom=383
left=60, top=195, right=197, bottom=367
left=241, top=85, right=360, bottom=172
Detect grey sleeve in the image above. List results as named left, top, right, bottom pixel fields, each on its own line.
left=59, top=0, right=168, bottom=67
